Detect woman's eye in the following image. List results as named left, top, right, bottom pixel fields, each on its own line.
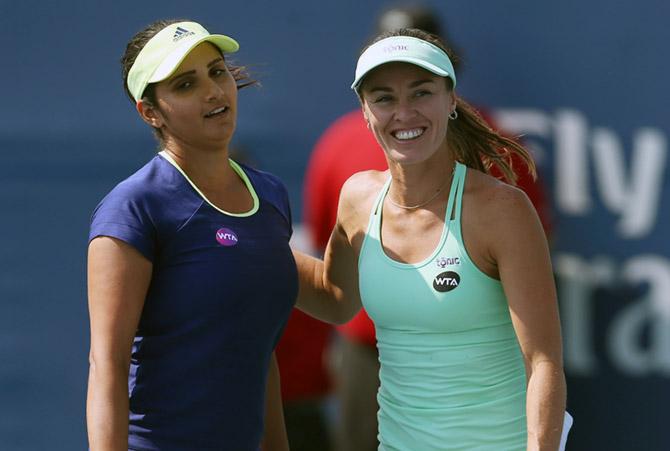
left=373, top=95, right=392, bottom=103
left=212, top=68, right=225, bottom=77
left=415, top=90, right=431, bottom=97
left=176, top=81, right=193, bottom=90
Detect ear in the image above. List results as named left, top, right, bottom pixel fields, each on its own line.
left=449, top=91, right=457, bottom=111
left=362, top=110, right=371, bottom=130
left=136, top=100, right=164, bottom=129
left=360, top=100, right=370, bottom=123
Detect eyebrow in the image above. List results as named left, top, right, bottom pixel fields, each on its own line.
left=367, top=78, right=435, bottom=93
left=168, top=57, right=225, bottom=84
left=207, top=57, right=224, bottom=68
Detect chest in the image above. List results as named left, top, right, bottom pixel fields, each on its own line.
left=359, top=228, right=509, bottom=334
left=361, top=193, right=497, bottom=279
left=378, top=206, right=450, bottom=264
left=141, top=203, right=297, bottom=331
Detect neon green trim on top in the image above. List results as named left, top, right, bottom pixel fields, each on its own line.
left=159, top=150, right=259, bottom=217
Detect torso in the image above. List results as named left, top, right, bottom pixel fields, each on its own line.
left=89, top=154, right=297, bottom=450
left=342, top=165, right=508, bottom=279
left=346, top=163, right=527, bottom=450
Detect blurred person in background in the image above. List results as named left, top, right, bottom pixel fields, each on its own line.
left=301, top=4, right=552, bottom=450
left=295, top=27, right=567, bottom=450
left=87, top=19, right=294, bottom=450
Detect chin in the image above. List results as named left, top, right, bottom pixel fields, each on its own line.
left=199, top=134, right=233, bottom=150
left=387, top=150, right=430, bottom=166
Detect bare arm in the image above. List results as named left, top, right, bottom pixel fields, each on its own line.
left=293, top=221, right=362, bottom=324
left=491, top=188, right=566, bottom=451
left=260, top=352, right=289, bottom=451
left=87, top=237, right=151, bottom=451
left=294, top=174, right=371, bottom=324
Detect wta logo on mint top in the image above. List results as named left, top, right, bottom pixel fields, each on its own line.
left=433, top=271, right=460, bottom=292
left=215, top=228, right=238, bottom=246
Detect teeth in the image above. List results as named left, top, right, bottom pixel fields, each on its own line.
left=206, top=106, right=227, bottom=117
left=394, top=128, right=424, bottom=140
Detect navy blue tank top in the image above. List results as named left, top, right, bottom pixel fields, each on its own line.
left=89, top=152, right=297, bottom=450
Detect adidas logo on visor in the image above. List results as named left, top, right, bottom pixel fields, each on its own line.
left=173, top=26, right=195, bottom=41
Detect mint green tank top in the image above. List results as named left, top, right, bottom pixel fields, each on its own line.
left=358, top=163, right=527, bottom=450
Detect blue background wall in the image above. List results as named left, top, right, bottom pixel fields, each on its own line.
left=1, top=1, right=668, bottom=449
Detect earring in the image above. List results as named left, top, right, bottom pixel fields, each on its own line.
left=448, top=109, right=458, bottom=120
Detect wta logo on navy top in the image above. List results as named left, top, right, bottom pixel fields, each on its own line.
left=433, top=271, right=460, bottom=292
left=215, top=227, right=238, bottom=246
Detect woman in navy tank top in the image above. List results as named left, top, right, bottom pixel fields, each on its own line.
left=87, top=20, right=296, bottom=450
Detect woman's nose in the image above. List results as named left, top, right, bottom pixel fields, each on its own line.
left=393, top=98, right=418, bottom=121
left=204, top=79, right=226, bottom=102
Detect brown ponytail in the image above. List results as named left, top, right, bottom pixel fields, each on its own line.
left=448, top=97, right=536, bottom=184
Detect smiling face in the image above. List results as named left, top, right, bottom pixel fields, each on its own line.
left=139, top=42, right=238, bottom=152
left=360, top=62, right=455, bottom=165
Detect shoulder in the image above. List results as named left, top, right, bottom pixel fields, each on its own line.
left=244, top=163, right=286, bottom=190
left=240, top=163, right=288, bottom=195
left=466, top=168, right=536, bottom=224
left=466, top=168, right=532, bottom=209
left=237, top=162, right=292, bottom=221
left=464, top=167, right=543, bottom=250
left=337, top=169, right=387, bottom=236
left=91, top=155, right=200, bottom=231
left=339, top=170, right=386, bottom=208
left=89, top=157, right=177, bottom=259
left=95, top=157, right=166, bottom=209
left=97, top=156, right=188, bottom=209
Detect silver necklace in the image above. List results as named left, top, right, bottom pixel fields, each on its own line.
left=387, top=163, right=455, bottom=210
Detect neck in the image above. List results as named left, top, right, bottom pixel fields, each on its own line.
left=163, top=141, right=238, bottom=191
left=386, top=150, right=456, bottom=210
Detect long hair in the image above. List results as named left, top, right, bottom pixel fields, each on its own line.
left=359, top=28, right=535, bottom=184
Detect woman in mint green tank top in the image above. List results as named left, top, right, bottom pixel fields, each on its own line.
left=293, top=28, right=569, bottom=450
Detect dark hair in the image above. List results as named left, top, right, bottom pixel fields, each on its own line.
left=359, top=28, right=535, bottom=184
left=120, top=19, right=258, bottom=144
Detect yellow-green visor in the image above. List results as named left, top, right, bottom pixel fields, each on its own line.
left=127, top=21, right=239, bottom=102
